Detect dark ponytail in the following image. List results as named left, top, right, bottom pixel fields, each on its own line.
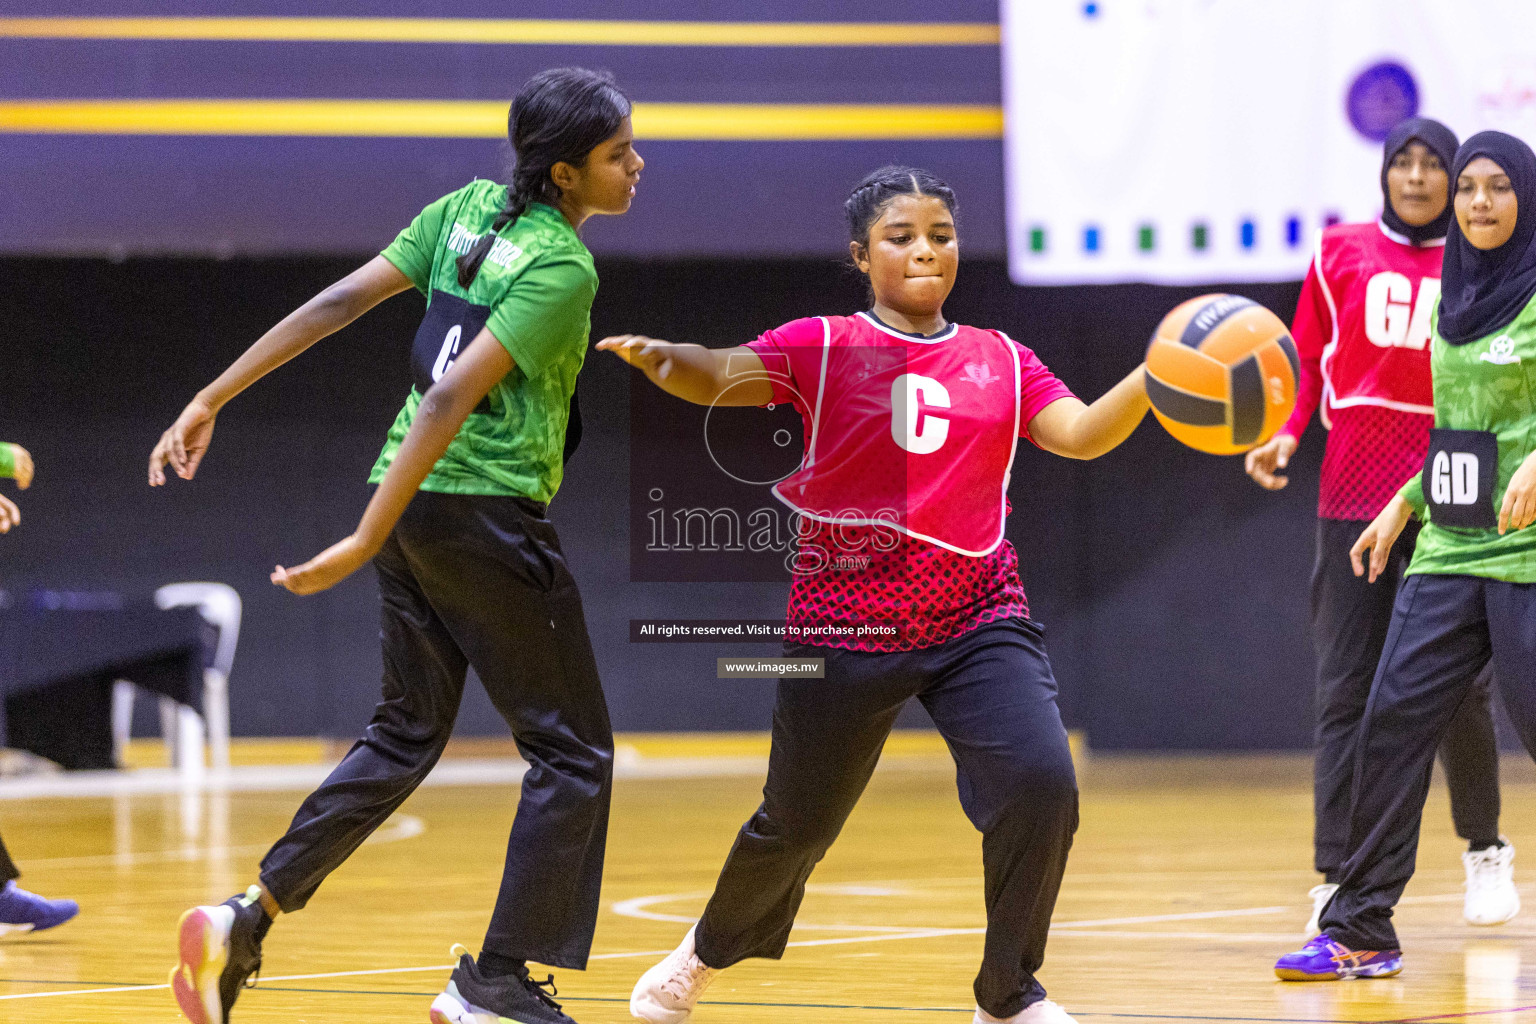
left=845, top=165, right=958, bottom=250
left=457, top=67, right=631, bottom=287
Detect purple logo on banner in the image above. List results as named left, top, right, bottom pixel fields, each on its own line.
left=1346, top=61, right=1420, bottom=142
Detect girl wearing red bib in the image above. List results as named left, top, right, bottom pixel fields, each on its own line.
left=1244, top=118, right=1515, bottom=934
left=745, top=313, right=1065, bottom=651
left=602, top=167, right=1150, bottom=1024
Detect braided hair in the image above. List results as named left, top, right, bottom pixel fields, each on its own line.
left=844, top=165, right=958, bottom=250
left=457, top=67, right=631, bottom=287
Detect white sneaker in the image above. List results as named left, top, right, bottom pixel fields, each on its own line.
left=630, top=927, right=718, bottom=1023
left=974, top=998, right=1078, bottom=1024
left=1464, top=840, right=1520, bottom=926
left=1304, top=883, right=1338, bottom=940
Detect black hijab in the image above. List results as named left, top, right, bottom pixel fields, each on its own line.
left=1438, top=131, right=1536, bottom=345
left=1380, top=117, right=1458, bottom=244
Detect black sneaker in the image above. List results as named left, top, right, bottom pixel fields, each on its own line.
left=170, top=885, right=270, bottom=1023
left=429, top=947, right=580, bottom=1024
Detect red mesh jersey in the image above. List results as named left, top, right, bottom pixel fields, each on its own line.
left=781, top=514, right=1031, bottom=652
left=746, top=313, right=1074, bottom=652
left=1278, top=221, right=1439, bottom=520
left=1315, top=404, right=1431, bottom=520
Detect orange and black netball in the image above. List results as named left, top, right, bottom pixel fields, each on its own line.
left=1145, top=294, right=1299, bottom=455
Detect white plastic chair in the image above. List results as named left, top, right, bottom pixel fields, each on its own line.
left=111, top=583, right=242, bottom=781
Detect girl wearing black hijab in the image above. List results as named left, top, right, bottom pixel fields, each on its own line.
left=1275, top=130, right=1536, bottom=981
left=1246, top=118, right=1514, bottom=937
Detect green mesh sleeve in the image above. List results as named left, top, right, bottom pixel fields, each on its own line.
left=1399, top=471, right=1426, bottom=520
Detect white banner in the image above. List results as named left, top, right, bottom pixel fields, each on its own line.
left=1002, top=0, right=1536, bottom=285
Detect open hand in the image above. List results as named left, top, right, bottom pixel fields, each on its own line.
left=1350, top=495, right=1413, bottom=583
left=6, top=444, right=33, bottom=490
left=272, top=534, right=377, bottom=595
left=1245, top=434, right=1298, bottom=490
left=149, top=397, right=217, bottom=486
left=597, top=334, right=676, bottom=384
left=1499, top=449, right=1536, bottom=534
left=0, top=493, right=17, bottom=533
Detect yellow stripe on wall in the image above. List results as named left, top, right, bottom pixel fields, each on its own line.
left=0, top=100, right=1004, bottom=141
left=0, top=16, right=999, bottom=47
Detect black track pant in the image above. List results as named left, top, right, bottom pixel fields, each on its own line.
left=1311, top=518, right=1500, bottom=878
left=1321, top=573, right=1536, bottom=951
left=693, top=618, right=1079, bottom=1020
left=258, top=491, right=613, bottom=969
left=0, top=832, right=17, bottom=882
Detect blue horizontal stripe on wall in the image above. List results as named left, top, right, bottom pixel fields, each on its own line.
left=0, top=136, right=1006, bottom=258
left=0, top=39, right=1001, bottom=104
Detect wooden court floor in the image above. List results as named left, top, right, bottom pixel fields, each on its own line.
left=2, top=743, right=1535, bottom=1024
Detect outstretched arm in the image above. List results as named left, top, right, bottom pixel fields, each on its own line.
left=1246, top=252, right=1330, bottom=490
left=0, top=443, right=31, bottom=534
left=597, top=335, right=774, bottom=407
left=272, top=327, right=514, bottom=595
left=0, top=443, right=32, bottom=489
left=149, top=256, right=414, bottom=485
left=1026, top=364, right=1150, bottom=460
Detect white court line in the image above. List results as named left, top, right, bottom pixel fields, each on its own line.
left=1054, top=905, right=1289, bottom=928
left=614, top=890, right=1295, bottom=932
left=0, top=761, right=529, bottom=800
left=21, top=841, right=275, bottom=868
left=0, top=754, right=791, bottom=801
left=0, top=931, right=958, bottom=1002
left=612, top=886, right=926, bottom=931
left=0, top=983, right=169, bottom=1000
left=779, top=928, right=983, bottom=948
left=0, top=918, right=1295, bottom=1003
left=1400, top=891, right=1468, bottom=905
left=16, top=814, right=426, bottom=869
left=0, top=960, right=501, bottom=1001
left=0, top=889, right=1465, bottom=1002
left=0, top=961, right=455, bottom=1001
left=1049, top=930, right=1306, bottom=942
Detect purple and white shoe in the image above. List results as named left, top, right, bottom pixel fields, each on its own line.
left=0, top=879, right=78, bottom=937
left=1274, top=934, right=1402, bottom=981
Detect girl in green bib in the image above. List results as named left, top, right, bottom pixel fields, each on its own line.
left=0, top=440, right=79, bottom=936
left=1276, top=131, right=1536, bottom=980
left=149, top=68, right=641, bottom=1024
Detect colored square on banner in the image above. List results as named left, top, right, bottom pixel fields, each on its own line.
left=1000, top=0, right=1536, bottom=283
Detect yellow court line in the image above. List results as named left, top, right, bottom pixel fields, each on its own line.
left=0, top=17, right=999, bottom=47
left=0, top=100, right=1004, bottom=141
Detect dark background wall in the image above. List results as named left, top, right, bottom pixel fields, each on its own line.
left=1, top=5, right=1344, bottom=748
left=0, top=254, right=1330, bottom=748
left=1, top=2, right=1006, bottom=257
